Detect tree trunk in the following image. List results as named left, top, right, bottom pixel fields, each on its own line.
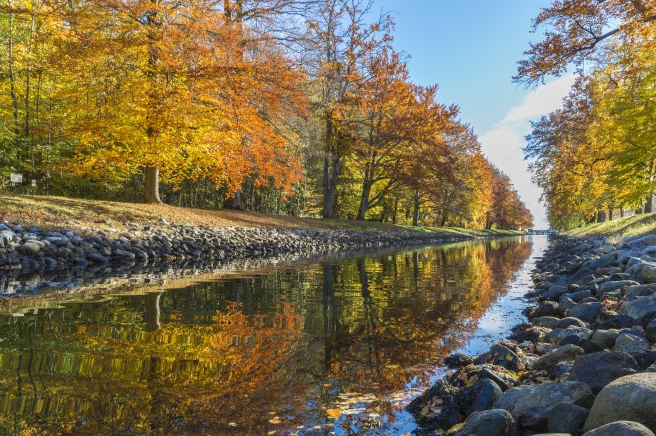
left=392, top=196, right=398, bottom=224
left=440, top=211, right=448, bottom=227
left=225, top=190, right=243, bottom=209
left=322, top=109, right=342, bottom=219
left=7, top=2, right=21, bottom=153
left=322, top=152, right=340, bottom=218
left=608, top=208, right=613, bottom=221
left=356, top=181, right=372, bottom=220
left=597, top=210, right=607, bottom=222
left=645, top=195, right=655, bottom=213
left=412, top=190, right=420, bottom=227
left=144, top=166, right=162, bottom=203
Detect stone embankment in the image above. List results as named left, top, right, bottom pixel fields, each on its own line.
left=409, top=234, right=656, bottom=436
left=0, top=220, right=474, bottom=296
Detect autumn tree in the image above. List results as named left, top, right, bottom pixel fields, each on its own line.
left=52, top=0, right=307, bottom=203
left=307, top=0, right=392, bottom=217
left=515, top=0, right=656, bottom=85
left=351, top=49, right=458, bottom=221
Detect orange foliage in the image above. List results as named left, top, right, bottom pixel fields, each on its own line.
left=53, top=0, right=307, bottom=195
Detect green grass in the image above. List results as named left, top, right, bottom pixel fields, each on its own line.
left=565, top=213, right=656, bottom=242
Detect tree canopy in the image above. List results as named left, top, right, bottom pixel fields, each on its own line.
left=0, top=0, right=533, bottom=230
left=521, top=0, right=656, bottom=229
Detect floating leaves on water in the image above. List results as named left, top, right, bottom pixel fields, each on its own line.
left=326, top=408, right=342, bottom=419
left=268, top=417, right=282, bottom=424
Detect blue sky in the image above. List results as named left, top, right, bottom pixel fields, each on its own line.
left=373, top=0, right=575, bottom=228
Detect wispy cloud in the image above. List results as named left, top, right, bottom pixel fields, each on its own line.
left=479, top=74, right=576, bottom=228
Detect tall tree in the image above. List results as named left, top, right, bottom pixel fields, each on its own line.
left=56, top=0, right=306, bottom=203
left=308, top=0, right=391, bottom=217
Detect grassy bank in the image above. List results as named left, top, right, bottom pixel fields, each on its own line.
left=0, top=195, right=522, bottom=238
left=565, top=212, right=656, bottom=241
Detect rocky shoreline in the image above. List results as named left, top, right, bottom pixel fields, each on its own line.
left=408, top=235, right=656, bottom=436
left=0, top=220, right=478, bottom=288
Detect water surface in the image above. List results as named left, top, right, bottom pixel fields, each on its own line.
left=0, top=236, right=544, bottom=435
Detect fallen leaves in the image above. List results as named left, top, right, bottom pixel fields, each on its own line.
left=326, top=408, right=342, bottom=419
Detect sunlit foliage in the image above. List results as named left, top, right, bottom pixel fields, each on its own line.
left=0, top=0, right=532, bottom=229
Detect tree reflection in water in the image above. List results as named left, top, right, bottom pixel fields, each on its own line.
left=0, top=237, right=532, bottom=435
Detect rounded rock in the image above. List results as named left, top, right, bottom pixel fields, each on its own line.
left=583, top=421, right=655, bottom=436
left=614, top=333, right=651, bottom=354
left=495, top=381, right=594, bottom=421
left=585, top=373, right=656, bottom=432
left=548, top=402, right=589, bottom=434
left=454, top=409, right=513, bottom=436
left=567, top=351, right=639, bottom=394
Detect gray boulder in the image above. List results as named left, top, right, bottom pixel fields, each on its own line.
left=626, top=285, right=656, bottom=300
left=548, top=402, right=589, bottom=434
left=474, top=343, right=522, bottom=372
left=559, top=297, right=578, bottom=313
left=590, top=254, right=617, bottom=269
left=545, top=285, right=570, bottom=300
left=585, top=373, right=656, bottom=432
left=622, top=293, right=656, bottom=321
left=567, top=289, right=594, bottom=302
left=591, top=330, right=619, bottom=349
left=567, top=351, right=640, bottom=393
left=535, top=316, right=561, bottom=329
left=546, top=327, right=593, bottom=343
left=533, top=344, right=584, bottom=370
left=21, top=241, right=41, bottom=255
left=614, top=333, right=651, bottom=354
left=647, top=320, right=656, bottom=343
left=495, top=381, right=594, bottom=420
left=583, top=421, right=655, bottom=436
left=556, top=317, right=587, bottom=329
left=454, top=409, right=513, bottom=436
left=627, top=234, right=656, bottom=247
left=598, top=280, right=639, bottom=295
left=643, top=263, right=656, bottom=283
left=598, top=289, right=621, bottom=301
left=458, top=377, right=503, bottom=416
left=570, top=302, right=602, bottom=323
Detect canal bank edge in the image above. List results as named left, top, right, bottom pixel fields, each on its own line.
left=409, top=234, right=656, bottom=436
left=0, top=219, right=519, bottom=283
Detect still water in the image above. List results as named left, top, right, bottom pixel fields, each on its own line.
left=0, top=236, right=545, bottom=436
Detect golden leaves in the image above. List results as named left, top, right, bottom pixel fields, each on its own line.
left=326, top=408, right=342, bottom=419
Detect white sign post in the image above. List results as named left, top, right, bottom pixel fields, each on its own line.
left=31, top=179, right=37, bottom=187
left=10, top=173, right=22, bottom=183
